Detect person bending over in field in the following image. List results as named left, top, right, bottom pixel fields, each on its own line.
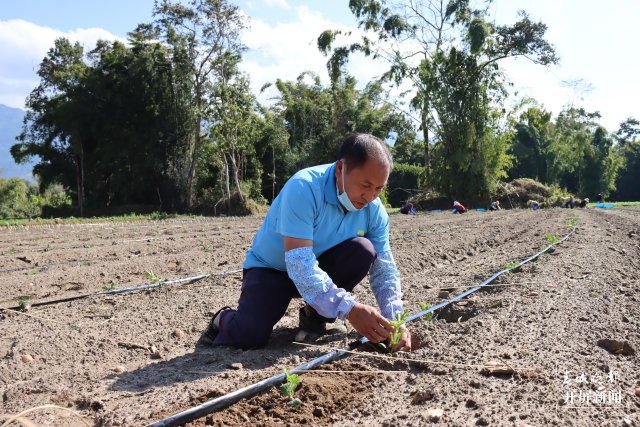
left=200, top=133, right=411, bottom=352
left=489, top=200, right=501, bottom=211
left=452, top=201, right=467, bottom=214
left=400, top=201, right=416, bottom=215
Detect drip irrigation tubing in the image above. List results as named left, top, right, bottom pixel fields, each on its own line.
left=3, top=268, right=242, bottom=311
left=147, top=226, right=577, bottom=427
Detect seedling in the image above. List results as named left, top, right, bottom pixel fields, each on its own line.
left=488, top=300, right=503, bottom=309
left=144, top=271, right=162, bottom=283
left=545, top=233, right=560, bottom=245
left=503, top=262, right=520, bottom=270
left=380, top=310, right=410, bottom=352
left=567, top=216, right=578, bottom=228
left=102, top=280, right=117, bottom=291
left=31, top=267, right=40, bottom=275
left=3, top=247, right=16, bottom=255
left=112, top=240, right=118, bottom=245
left=280, top=369, right=302, bottom=407
left=417, top=301, right=436, bottom=322
left=18, top=295, right=32, bottom=311
left=202, top=242, right=213, bottom=252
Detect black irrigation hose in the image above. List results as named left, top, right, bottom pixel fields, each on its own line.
left=3, top=269, right=243, bottom=311
left=147, top=226, right=577, bottom=427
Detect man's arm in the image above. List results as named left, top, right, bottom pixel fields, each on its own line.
left=284, top=236, right=392, bottom=343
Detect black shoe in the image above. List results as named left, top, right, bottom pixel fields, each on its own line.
left=299, top=305, right=329, bottom=334
left=198, top=306, right=231, bottom=346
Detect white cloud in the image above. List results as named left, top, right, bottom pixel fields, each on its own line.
left=240, top=6, right=391, bottom=106
left=263, top=0, right=290, bottom=9
left=0, top=19, right=123, bottom=109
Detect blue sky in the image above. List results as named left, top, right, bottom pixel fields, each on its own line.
left=1, top=0, right=638, bottom=132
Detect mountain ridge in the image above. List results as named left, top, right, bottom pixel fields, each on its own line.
left=0, top=104, right=34, bottom=180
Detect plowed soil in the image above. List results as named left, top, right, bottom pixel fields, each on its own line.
left=1, top=207, right=638, bottom=426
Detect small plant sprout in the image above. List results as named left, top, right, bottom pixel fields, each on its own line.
left=3, top=247, right=16, bottom=255
left=280, top=369, right=302, bottom=407
left=504, top=261, right=520, bottom=270
left=144, top=271, right=162, bottom=283
left=380, top=309, right=410, bottom=352
left=417, top=301, right=435, bottom=322
left=545, top=233, right=560, bottom=245
left=202, top=242, right=213, bottom=252
left=102, top=280, right=117, bottom=291
left=18, top=295, right=32, bottom=311
left=488, top=300, right=503, bottom=309
left=567, top=216, right=578, bottom=228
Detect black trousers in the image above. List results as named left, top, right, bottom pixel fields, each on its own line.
left=213, top=237, right=376, bottom=349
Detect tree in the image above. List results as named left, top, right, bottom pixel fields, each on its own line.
left=613, top=117, right=640, bottom=147
left=208, top=52, right=263, bottom=207
left=613, top=140, right=640, bottom=201
left=319, top=0, right=557, bottom=198
left=508, top=104, right=553, bottom=182
left=12, top=38, right=90, bottom=215
left=153, top=0, right=246, bottom=208
left=549, top=107, right=621, bottom=196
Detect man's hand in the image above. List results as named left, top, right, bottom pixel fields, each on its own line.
left=391, top=325, right=412, bottom=352
left=346, top=303, right=393, bottom=343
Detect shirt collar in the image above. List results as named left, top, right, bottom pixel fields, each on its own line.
left=324, top=162, right=340, bottom=207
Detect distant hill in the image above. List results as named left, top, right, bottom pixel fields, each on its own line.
left=0, top=104, right=35, bottom=180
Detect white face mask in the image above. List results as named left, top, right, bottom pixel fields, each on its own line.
left=336, top=161, right=361, bottom=212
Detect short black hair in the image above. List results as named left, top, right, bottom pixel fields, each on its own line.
left=338, top=133, right=393, bottom=171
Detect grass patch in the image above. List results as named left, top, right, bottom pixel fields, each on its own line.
left=0, top=212, right=204, bottom=227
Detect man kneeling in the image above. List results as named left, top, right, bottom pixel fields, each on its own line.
left=201, top=134, right=411, bottom=352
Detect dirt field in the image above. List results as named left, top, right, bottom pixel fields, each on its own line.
left=1, top=207, right=638, bottom=426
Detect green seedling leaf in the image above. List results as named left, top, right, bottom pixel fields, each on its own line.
left=417, top=301, right=435, bottom=322
left=18, top=295, right=32, bottom=311
left=386, top=310, right=410, bottom=352
left=504, top=262, right=520, bottom=270
left=102, top=280, right=117, bottom=291
left=488, top=300, right=503, bottom=309
left=545, top=233, right=560, bottom=245
left=280, top=369, right=301, bottom=401
left=144, top=271, right=162, bottom=283
left=287, top=398, right=302, bottom=407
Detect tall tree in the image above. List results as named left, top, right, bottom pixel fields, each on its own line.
left=549, top=107, right=621, bottom=196
left=319, top=0, right=557, bottom=197
left=153, top=0, right=246, bottom=208
left=508, top=104, right=553, bottom=182
left=12, top=38, right=90, bottom=215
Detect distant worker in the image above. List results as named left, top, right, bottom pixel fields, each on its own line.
left=578, top=197, right=589, bottom=208
left=596, top=192, right=604, bottom=203
left=400, top=201, right=417, bottom=215
left=561, top=196, right=575, bottom=209
left=529, top=200, right=540, bottom=211
left=452, top=201, right=467, bottom=214
left=489, top=200, right=501, bottom=211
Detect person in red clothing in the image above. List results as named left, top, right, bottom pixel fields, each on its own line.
left=452, top=201, right=467, bottom=214
left=400, top=201, right=416, bottom=215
